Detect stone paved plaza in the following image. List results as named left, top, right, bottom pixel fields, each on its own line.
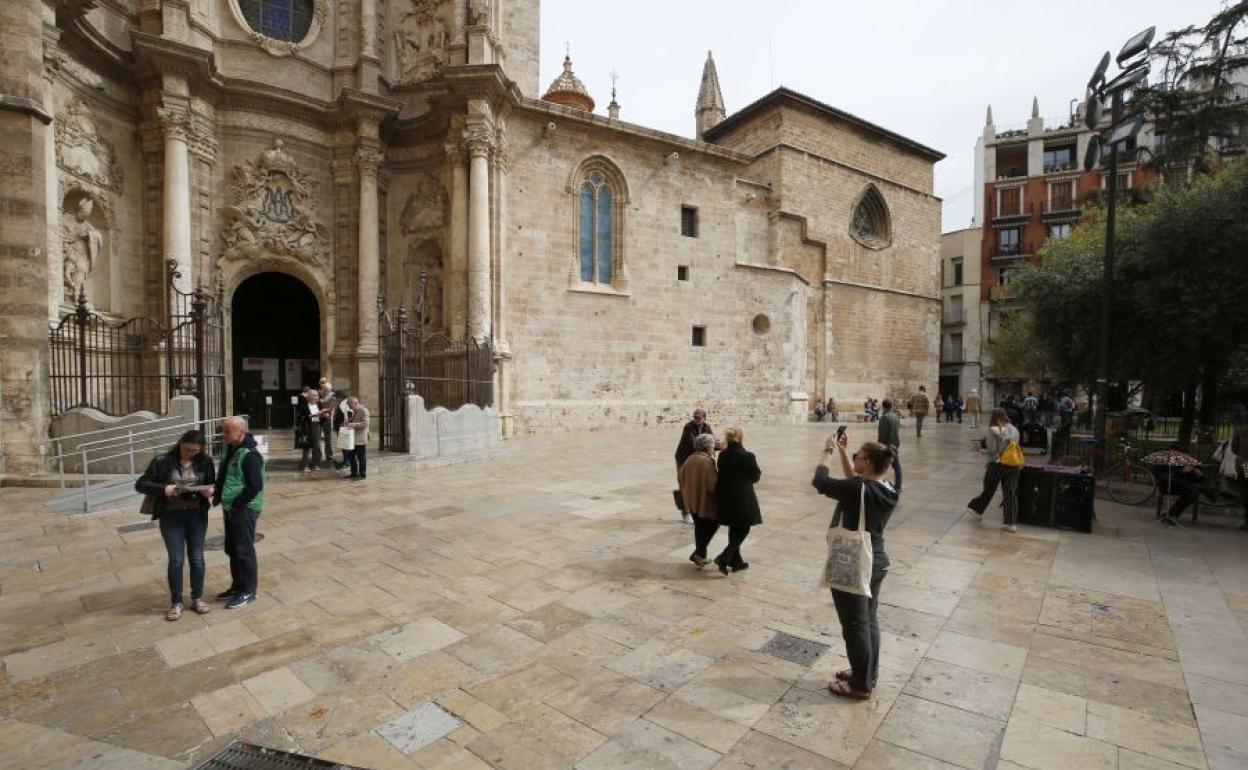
left=2, top=421, right=1248, bottom=769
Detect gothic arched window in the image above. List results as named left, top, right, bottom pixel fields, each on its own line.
left=578, top=170, right=615, bottom=284
left=850, top=184, right=892, bottom=249
left=238, top=0, right=315, bottom=42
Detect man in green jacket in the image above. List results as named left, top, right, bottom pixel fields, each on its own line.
left=877, top=399, right=903, bottom=491
left=212, top=416, right=265, bottom=609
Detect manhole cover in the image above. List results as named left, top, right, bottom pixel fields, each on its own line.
left=205, top=533, right=265, bottom=550
left=760, top=631, right=830, bottom=667
left=116, top=521, right=158, bottom=534
left=192, top=740, right=365, bottom=769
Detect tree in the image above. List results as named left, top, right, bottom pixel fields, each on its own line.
left=1011, top=158, right=1248, bottom=445
left=1137, top=2, right=1248, bottom=180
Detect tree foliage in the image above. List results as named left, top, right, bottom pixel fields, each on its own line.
left=1136, top=1, right=1248, bottom=180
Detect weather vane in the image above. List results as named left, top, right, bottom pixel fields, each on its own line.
left=609, top=69, right=619, bottom=100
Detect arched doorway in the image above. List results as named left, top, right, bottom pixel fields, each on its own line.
left=231, top=272, right=320, bottom=428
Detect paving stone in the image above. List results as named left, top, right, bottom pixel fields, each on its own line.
left=573, top=718, right=720, bottom=770
left=376, top=701, right=463, bottom=756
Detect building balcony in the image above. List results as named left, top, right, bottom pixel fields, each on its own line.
left=942, top=310, right=967, bottom=326
left=940, top=353, right=967, bottom=365
left=990, top=285, right=1018, bottom=301
left=1044, top=161, right=1078, bottom=174
left=990, top=242, right=1034, bottom=262
left=1041, top=198, right=1080, bottom=216
left=990, top=202, right=1032, bottom=224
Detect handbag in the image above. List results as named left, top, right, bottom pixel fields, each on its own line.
left=999, top=439, right=1025, bottom=467
left=294, top=428, right=309, bottom=449
left=139, top=494, right=156, bottom=516
left=337, top=425, right=356, bottom=452
left=821, top=482, right=874, bottom=596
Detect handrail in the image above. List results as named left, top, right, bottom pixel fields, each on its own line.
left=47, top=416, right=230, bottom=461
left=49, top=413, right=187, bottom=444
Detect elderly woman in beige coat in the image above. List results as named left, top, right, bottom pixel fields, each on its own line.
left=680, top=433, right=719, bottom=567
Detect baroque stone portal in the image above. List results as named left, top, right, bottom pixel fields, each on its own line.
left=220, top=140, right=329, bottom=265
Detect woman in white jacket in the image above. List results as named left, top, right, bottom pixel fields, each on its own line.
left=967, top=408, right=1022, bottom=532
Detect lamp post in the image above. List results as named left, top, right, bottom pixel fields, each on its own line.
left=1084, top=26, right=1153, bottom=453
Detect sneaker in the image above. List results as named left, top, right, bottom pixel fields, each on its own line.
left=1002, top=524, right=1018, bottom=533
left=302, top=467, right=311, bottom=474
left=1162, top=516, right=1178, bottom=527
left=191, top=598, right=211, bottom=615
left=689, top=553, right=709, bottom=567
left=165, top=603, right=183, bottom=621
left=225, top=592, right=255, bottom=609
left=681, top=511, right=693, bottom=525
left=966, top=507, right=983, bottom=520
left=216, top=587, right=239, bottom=600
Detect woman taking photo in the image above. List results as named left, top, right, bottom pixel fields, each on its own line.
left=714, top=427, right=762, bottom=575
left=967, top=407, right=1022, bottom=533
left=135, top=430, right=216, bottom=620
left=813, top=432, right=898, bottom=699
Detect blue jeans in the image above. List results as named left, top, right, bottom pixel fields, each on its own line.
left=160, top=507, right=208, bottom=605
left=223, top=507, right=260, bottom=595
left=891, top=451, right=903, bottom=490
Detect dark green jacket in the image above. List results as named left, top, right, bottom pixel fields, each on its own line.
left=877, top=411, right=901, bottom=448
left=214, top=434, right=265, bottom=513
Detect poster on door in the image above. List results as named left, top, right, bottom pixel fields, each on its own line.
left=242, top=357, right=280, bottom=390
left=283, top=359, right=305, bottom=391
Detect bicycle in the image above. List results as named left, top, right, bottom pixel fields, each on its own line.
left=1055, top=437, right=1156, bottom=506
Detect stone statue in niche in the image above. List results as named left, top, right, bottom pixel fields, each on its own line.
left=220, top=140, right=329, bottom=265
left=408, top=241, right=443, bottom=329
left=467, top=0, right=493, bottom=26
left=396, top=0, right=448, bottom=84
left=399, top=173, right=448, bottom=236
left=60, top=196, right=102, bottom=302
left=55, top=95, right=123, bottom=192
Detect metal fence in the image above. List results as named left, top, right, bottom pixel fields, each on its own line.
left=377, top=275, right=495, bottom=452
left=47, top=262, right=226, bottom=425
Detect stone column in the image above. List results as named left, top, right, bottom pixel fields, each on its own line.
left=356, top=145, right=382, bottom=407
left=360, top=0, right=377, bottom=58
left=491, top=125, right=511, bottom=432
left=157, top=107, right=193, bottom=293
left=465, top=130, right=493, bottom=341
left=444, top=140, right=467, bottom=338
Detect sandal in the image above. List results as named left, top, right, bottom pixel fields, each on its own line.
left=834, top=669, right=853, bottom=682
left=191, top=598, right=211, bottom=615
left=165, top=603, right=183, bottom=621
left=827, top=680, right=870, bottom=700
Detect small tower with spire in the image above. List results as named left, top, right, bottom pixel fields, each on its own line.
left=695, top=51, right=726, bottom=140
left=607, top=70, right=620, bottom=120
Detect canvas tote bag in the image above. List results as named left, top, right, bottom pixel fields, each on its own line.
left=821, top=482, right=874, bottom=597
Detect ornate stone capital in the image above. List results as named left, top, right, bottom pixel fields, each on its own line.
left=444, top=140, right=463, bottom=165
left=156, top=106, right=191, bottom=141
left=219, top=140, right=330, bottom=266
left=355, top=147, right=384, bottom=176
left=462, top=128, right=494, bottom=159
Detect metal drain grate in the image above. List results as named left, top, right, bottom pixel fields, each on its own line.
left=116, top=521, right=158, bottom=533
left=760, top=631, right=830, bottom=667
left=192, top=740, right=365, bottom=769
left=205, top=533, right=265, bottom=550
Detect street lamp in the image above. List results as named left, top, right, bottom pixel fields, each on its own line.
left=1083, top=26, right=1154, bottom=455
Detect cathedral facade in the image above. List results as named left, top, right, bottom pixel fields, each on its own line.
left=0, top=0, right=943, bottom=473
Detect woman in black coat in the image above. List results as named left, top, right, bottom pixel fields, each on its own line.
left=713, top=427, right=762, bottom=575
left=135, top=430, right=216, bottom=620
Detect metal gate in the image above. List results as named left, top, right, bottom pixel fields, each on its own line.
left=48, top=261, right=226, bottom=424
left=378, top=272, right=495, bottom=451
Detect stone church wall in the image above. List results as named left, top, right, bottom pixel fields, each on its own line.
left=503, top=111, right=804, bottom=433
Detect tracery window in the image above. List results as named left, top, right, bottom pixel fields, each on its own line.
left=578, top=171, right=615, bottom=284
left=239, top=0, right=315, bottom=42
left=850, top=185, right=891, bottom=249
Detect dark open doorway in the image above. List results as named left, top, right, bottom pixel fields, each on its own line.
left=231, top=272, right=319, bottom=428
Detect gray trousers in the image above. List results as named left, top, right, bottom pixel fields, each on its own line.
left=832, top=571, right=886, bottom=692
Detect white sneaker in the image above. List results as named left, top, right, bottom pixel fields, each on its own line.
left=681, top=511, right=693, bottom=525
left=966, top=508, right=983, bottom=520
left=1003, top=524, right=1018, bottom=533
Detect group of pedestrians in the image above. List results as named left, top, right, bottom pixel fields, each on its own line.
left=135, top=416, right=266, bottom=619
left=674, top=410, right=763, bottom=575
left=298, top=380, right=371, bottom=480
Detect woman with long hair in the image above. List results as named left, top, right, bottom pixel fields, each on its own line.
left=967, top=407, right=1022, bottom=532
left=713, top=427, right=762, bottom=574
left=813, top=433, right=898, bottom=699
left=135, top=430, right=216, bottom=620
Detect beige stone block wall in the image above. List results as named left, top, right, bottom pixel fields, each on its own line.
left=824, top=285, right=941, bottom=407
left=776, top=107, right=934, bottom=194
left=501, top=113, right=804, bottom=433
left=502, top=0, right=541, bottom=97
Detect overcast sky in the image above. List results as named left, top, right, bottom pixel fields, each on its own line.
left=539, top=0, right=1228, bottom=233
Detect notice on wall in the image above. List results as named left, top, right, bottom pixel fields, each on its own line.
left=283, top=358, right=305, bottom=391
left=242, top=357, right=280, bottom=390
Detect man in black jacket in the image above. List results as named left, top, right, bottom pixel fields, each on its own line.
left=674, top=408, right=714, bottom=525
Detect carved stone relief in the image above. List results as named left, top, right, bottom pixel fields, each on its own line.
left=395, top=0, right=449, bottom=84
left=399, top=173, right=448, bottom=236
left=220, top=140, right=329, bottom=266
left=55, top=95, right=123, bottom=192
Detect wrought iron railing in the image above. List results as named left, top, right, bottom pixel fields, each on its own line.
left=377, top=271, right=495, bottom=452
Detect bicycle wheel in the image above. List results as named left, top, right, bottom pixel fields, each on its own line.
left=1055, top=455, right=1087, bottom=468
left=1106, top=463, right=1156, bottom=506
